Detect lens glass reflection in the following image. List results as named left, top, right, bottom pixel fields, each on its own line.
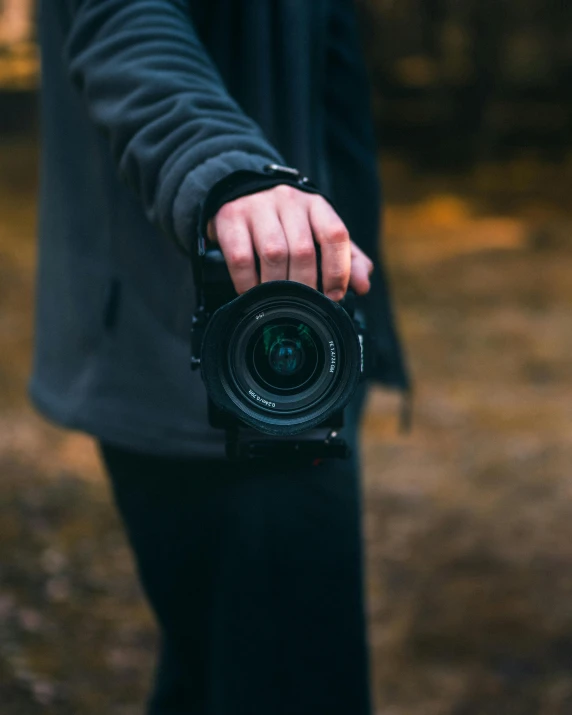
left=248, top=320, right=322, bottom=391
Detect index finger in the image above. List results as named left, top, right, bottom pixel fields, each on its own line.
left=211, top=213, right=259, bottom=294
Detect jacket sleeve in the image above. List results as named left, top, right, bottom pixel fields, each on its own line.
left=61, top=0, right=285, bottom=252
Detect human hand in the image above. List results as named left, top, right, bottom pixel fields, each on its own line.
left=207, top=185, right=373, bottom=301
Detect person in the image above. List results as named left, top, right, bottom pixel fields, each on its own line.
left=31, top=1, right=409, bottom=713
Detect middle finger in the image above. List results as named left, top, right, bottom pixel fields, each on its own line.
left=249, top=205, right=289, bottom=283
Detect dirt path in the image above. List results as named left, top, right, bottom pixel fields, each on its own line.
left=1, top=137, right=571, bottom=714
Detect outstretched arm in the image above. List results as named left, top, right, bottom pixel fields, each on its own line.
left=61, top=0, right=372, bottom=298
left=62, top=0, right=283, bottom=250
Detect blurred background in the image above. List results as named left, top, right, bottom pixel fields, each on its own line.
left=0, top=1, right=571, bottom=713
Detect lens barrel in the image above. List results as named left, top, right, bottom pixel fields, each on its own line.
left=200, top=281, right=362, bottom=436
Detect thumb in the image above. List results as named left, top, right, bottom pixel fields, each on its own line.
left=349, top=242, right=374, bottom=295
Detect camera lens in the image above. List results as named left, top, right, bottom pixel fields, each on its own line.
left=200, top=281, right=361, bottom=436
left=249, top=320, right=323, bottom=392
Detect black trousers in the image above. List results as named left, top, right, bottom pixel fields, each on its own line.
left=100, top=399, right=372, bottom=715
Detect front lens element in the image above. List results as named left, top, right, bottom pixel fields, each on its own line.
left=249, top=320, right=323, bottom=392
left=268, top=337, right=304, bottom=376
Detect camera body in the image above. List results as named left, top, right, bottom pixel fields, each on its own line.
left=191, top=244, right=369, bottom=461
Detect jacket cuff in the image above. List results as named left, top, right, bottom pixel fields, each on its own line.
left=199, top=165, right=325, bottom=238
left=171, top=150, right=283, bottom=254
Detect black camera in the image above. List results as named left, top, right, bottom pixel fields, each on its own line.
left=190, top=242, right=370, bottom=461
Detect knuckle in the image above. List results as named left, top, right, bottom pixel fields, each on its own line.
left=274, top=184, right=297, bottom=200
left=227, top=248, right=252, bottom=270
left=326, top=223, right=349, bottom=244
left=292, top=242, right=315, bottom=264
left=218, top=201, right=242, bottom=220
left=261, top=240, right=288, bottom=265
